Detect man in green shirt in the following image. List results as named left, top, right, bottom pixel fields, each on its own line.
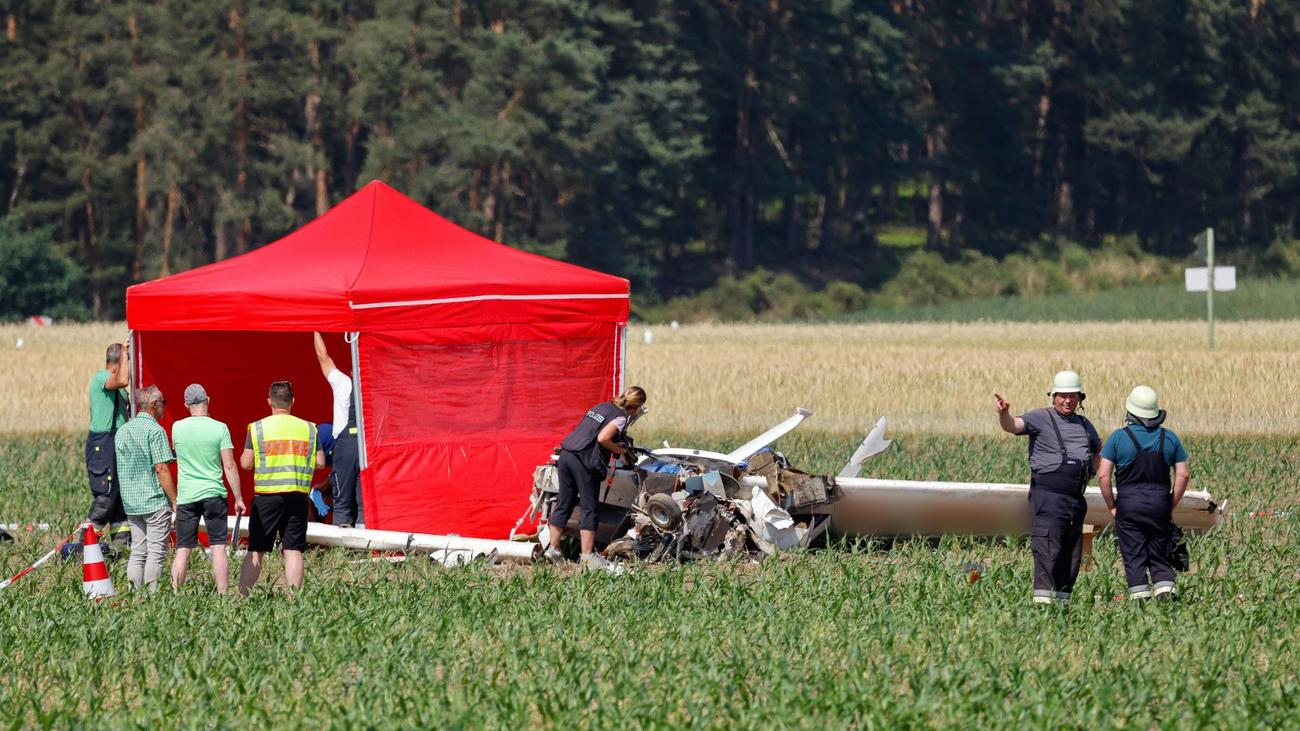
left=170, top=384, right=245, bottom=594
left=86, top=342, right=132, bottom=551
left=115, top=384, right=177, bottom=593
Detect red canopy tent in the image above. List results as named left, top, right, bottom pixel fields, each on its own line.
left=126, top=181, right=629, bottom=538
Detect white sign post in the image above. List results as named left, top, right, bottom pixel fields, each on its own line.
left=1186, top=228, right=1237, bottom=351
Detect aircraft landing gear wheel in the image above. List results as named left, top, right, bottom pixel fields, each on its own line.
left=645, top=493, right=682, bottom=531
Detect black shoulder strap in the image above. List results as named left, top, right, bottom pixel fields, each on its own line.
left=1121, top=426, right=1141, bottom=451
left=1046, top=410, right=1068, bottom=456
left=1158, top=428, right=1167, bottom=463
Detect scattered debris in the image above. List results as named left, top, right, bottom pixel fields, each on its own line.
left=524, top=407, right=1224, bottom=566
left=529, top=442, right=842, bottom=565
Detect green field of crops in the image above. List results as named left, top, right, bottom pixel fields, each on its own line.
left=847, top=278, right=1300, bottom=323
left=2, top=431, right=1298, bottom=728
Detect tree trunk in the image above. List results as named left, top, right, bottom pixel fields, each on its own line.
left=6, top=158, right=23, bottom=213
left=344, top=120, right=361, bottom=188
left=231, top=6, right=250, bottom=254
left=215, top=218, right=232, bottom=262
left=728, top=79, right=755, bottom=269
left=160, top=183, right=179, bottom=277
left=307, top=9, right=329, bottom=216
left=1054, top=130, right=1073, bottom=236
left=495, top=161, right=510, bottom=243
left=5, top=13, right=15, bottom=42
left=483, top=162, right=498, bottom=234
left=926, top=127, right=946, bottom=252
left=1034, top=94, right=1050, bottom=181
left=130, top=12, right=148, bottom=281
left=470, top=166, right=483, bottom=212
left=879, top=180, right=897, bottom=222
left=81, top=169, right=97, bottom=249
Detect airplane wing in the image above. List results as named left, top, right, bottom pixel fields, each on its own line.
left=837, top=417, right=891, bottom=478
left=723, top=407, right=813, bottom=463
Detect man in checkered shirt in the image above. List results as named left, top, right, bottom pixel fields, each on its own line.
left=115, top=384, right=178, bottom=592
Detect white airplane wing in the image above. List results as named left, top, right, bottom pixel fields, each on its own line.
left=723, top=407, right=813, bottom=464
left=837, top=417, right=891, bottom=478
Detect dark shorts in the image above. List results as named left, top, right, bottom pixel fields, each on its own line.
left=248, top=492, right=308, bottom=553
left=175, top=496, right=229, bottom=548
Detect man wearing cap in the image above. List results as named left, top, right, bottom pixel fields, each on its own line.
left=313, top=332, right=362, bottom=527
left=115, top=384, right=177, bottom=592
left=238, top=381, right=324, bottom=596
left=170, top=384, right=246, bottom=594
left=1097, top=386, right=1190, bottom=602
left=995, top=370, right=1101, bottom=605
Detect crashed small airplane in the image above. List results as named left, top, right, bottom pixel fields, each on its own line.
left=523, top=408, right=1223, bottom=562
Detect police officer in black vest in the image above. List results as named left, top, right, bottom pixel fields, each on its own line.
left=1097, top=385, right=1190, bottom=601
left=544, top=386, right=647, bottom=570
left=996, top=370, right=1101, bottom=605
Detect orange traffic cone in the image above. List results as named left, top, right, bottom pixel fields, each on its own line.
left=82, top=523, right=116, bottom=600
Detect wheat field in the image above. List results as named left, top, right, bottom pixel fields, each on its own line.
left=4, top=320, right=1299, bottom=436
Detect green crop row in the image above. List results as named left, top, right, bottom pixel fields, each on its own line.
left=842, top=278, right=1300, bottom=323
left=1, top=432, right=1297, bottom=728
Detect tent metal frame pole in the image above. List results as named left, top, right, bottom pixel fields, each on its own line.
left=348, top=332, right=368, bottom=469
left=128, top=330, right=138, bottom=418
left=617, top=323, right=627, bottom=396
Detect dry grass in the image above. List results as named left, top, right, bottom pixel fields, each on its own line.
left=627, top=321, right=1300, bottom=436
left=4, top=320, right=1298, bottom=436
left=0, top=321, right=129, bottom=434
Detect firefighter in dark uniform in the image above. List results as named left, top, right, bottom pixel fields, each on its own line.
left=1097, top=385, right=1190, bottom=601
left=544, top=386, right=647, bottom=570
left=995, top=370, right=1101, bottom=605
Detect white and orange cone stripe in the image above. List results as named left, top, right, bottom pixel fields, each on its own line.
left=81, top=523, right=116, bottom=600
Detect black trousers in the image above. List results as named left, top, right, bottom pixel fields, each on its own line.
left=1029, top=477, right=1088, bottom=600
left=85, top=431, right=127, bottom=531
left=1115, top=485, right=1175, bottom=594
left=551, top=450, right=604, bottom=532
left=331, top=429, right=362, bottom=526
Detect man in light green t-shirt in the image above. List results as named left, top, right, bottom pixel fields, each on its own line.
left=170, top=383, right=245, bottom=594
left=86, top=342, right=132, bottom=550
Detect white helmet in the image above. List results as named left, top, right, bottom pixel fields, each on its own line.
left=1048, top=370, right=1084, bottom=398
left=1126, top=385, right=1161, bottom=419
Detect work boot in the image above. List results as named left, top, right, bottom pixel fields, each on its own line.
left=542, top=547, right=565, bottom=565
left=579, top=553, right=627, bottom=575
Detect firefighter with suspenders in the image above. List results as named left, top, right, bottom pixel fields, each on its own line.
left=1097, top=386, right=1191, bottom=601
left=995, top=371, right=1102, bottom=605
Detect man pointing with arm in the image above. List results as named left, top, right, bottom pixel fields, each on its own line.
left=995, top=370, right=1101, bottom=606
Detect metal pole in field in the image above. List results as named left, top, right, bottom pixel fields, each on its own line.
left=1206, top=227, right=1215, bottom=351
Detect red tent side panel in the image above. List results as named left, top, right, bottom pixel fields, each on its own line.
left=134, top=330, right=350, bottom=509
left=358, top=321, right=620, bottom=537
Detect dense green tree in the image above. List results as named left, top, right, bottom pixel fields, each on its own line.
left=0, top=217, right=86, bottom=320
left=1, top=0, right=1298, bottom=316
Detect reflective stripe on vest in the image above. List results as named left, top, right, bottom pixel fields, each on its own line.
left=250, top=414, right=317, bottom=494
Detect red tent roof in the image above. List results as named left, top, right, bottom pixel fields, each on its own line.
left=127, top=181, right=629, bottom=331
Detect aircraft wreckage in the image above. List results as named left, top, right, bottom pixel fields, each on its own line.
left=521, top=408, right=1223, bottom=563
left=205, top=407, right=1221, bottom=565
